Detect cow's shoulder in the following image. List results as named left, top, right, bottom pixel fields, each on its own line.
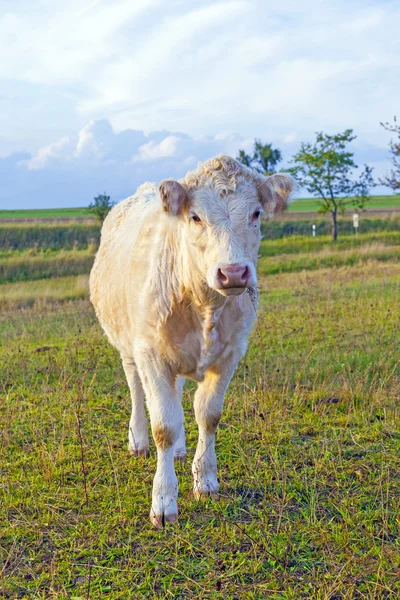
left=101, top=182, right=157, bottom=238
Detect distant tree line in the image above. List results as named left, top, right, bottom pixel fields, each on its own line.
left=237, top=120, right=399, bottom=241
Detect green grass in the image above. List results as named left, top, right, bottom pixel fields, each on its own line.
left=260, top=231, right=400, bottom=256
left=0, top=275, right=89, bottom=309
left=288, top=194, right=400, bottom=212
left=0, top=223, right=100, bottom=251
left=259, top=244, right=399, bottom=276
left=0, top=248, right=96, bottom=284
left=0, top=232, right=398, bottom=288
left=0, top=207, right=93, bottom=220
left=262, top=217, right=400, bottom=240
left=0, top=195, right=398, bottom=222
left=1, top=216, right=400, bottom=255
left=0, top=232, right=399, bottom=598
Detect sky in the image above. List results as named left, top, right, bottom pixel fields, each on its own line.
left=0, top=0, right=399, bottom=209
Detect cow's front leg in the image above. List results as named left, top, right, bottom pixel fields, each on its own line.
left=122, top=357, right=149, bottom=457
left=174, top=377, right=186, bottom=462
left=192, top=356, right=238, bottom=499
left=135, top=352, right=183, bottom=527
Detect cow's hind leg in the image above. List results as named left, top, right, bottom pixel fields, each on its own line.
left=174, top=377, right=186, bottom=462
left=122, top=357, right=149, bottom=457
left=192, top=356, right=238, bottom=499
left=134, top=350, right=183, bottom=527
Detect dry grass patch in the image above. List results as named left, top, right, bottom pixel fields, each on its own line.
left=0, top=275, right=89, bottom=310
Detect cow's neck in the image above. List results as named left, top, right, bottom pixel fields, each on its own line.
left=177, top=241, right=229, bottom=340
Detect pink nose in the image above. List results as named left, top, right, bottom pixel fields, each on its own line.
left=217, top=264, right=249, bottom=288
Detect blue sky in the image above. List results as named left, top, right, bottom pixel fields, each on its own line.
left=0, top=0, right=399, bottom=209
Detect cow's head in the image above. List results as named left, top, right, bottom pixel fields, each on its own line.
left=159, top=155, right=293, bottom=297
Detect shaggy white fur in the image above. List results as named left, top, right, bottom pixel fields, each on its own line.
left=90, top=154, right=293, bottom=527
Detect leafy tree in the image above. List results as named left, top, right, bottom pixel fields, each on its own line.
left=380, top=116, right=400, bottom=193
left=88, top=193, right=114, bottom=223
left=289, top=130, right=373, bottom=241
left=237, top=140, right=282, bottom=175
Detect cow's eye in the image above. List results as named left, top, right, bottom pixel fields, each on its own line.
left=252, top=210, right=261, bottom=220
left=191, top=214, right=202, bottom=223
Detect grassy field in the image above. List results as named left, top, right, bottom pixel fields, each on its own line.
left=0, top=224, right=399, bottom=598
left=0, top=208, right=92, bottom=220
left=288, top=195, right=400, bottom=212
left=1, top=217, right=400, bottom=254
left=0, top=249, right=96, bottom=285
left=0, top=224, right=100, bottom=251
left=0, top=195, right=398, bottom=222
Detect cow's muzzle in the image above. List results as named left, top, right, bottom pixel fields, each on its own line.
left=211, top=263, right=255, bottom=295
left=217, top=264, right=249, bottom=288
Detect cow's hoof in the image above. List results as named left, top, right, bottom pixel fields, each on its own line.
left=193, top=489, right=219, bottom=501
left=128, top=446, right=150, bottom=458
left=174, top=451, right=187, bottom=462
left=151, top=478, right=178, bottom=528
left=150, top=510, right=178, bottom=528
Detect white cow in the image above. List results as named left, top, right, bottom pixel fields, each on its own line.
left=90, top=155, right=292, bottom=527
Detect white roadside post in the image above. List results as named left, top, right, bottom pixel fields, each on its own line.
left=353, top=213, right=359, bottom=235
left=312, top=224, right=316, bottom=238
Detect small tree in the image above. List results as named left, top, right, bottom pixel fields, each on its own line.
left=290, top=130, right=373, bottom=241
left=237, top=140, right=282, bottom=175
left=380, top=116, right=400, bottom=193
left=88, top=193, right=114, bottom=223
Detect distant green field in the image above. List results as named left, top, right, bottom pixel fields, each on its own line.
left=0, top=207, right=91, bottom=220
left=289, top=194, right=400, bottom=212
left=0, top=195, right=399, bottom=220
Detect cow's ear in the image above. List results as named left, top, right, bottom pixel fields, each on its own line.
left=259, top=174, right=293, bottom=216
left=159, top=180, right=188, bottom=216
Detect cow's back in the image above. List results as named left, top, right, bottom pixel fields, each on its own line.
left=89, top=182, right=161, bottom=355
left=99, top=182, right=156, bottom=241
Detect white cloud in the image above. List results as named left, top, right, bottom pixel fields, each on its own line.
left=134, top=131, right=251, bottom=163
left=0, top=0, right=398, bottom=149
left=75, top=120, right=115, bottom=159
left=27, top=137, right=72, bottom=170
left=0, top=118, right=391, bottom=209
left=1, top=120, right=253, bottom=208
left=0, top=0, right=160, bottom=85
left=136, top=136, right=185, bottom=161
left=24, top=121, right=251, bottom=171
left=283, top=132, right=297, bottom=144
left=78, top=0, right=399, bottom=142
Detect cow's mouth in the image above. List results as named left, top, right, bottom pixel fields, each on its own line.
left=215, top=285, right=249, bottom=297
